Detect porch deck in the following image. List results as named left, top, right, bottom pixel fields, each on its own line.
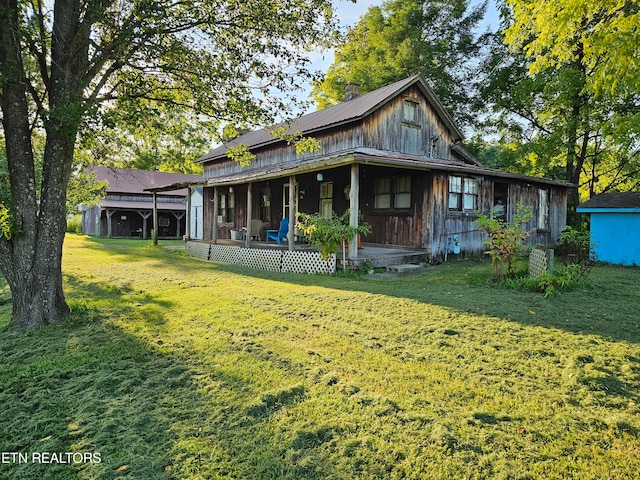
left=185, top=239, right=429, bottom=270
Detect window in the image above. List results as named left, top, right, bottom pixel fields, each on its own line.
left=374, top=176, right=411, bottom=210
left=218, top=190, right=235, bottom=223
left=283, top=182, right=298, bottom=218
left=448, top=176, right=478, bottom=212
left=538, top=189, right=549, bottom=230
left=394, top=176, right=411, bottom=209
left=403, top=100, right=418, bottom=124
left=374, top=178, right=391, bottom=209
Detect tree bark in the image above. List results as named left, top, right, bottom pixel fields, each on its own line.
left=0, top=0, right=82, bottom=329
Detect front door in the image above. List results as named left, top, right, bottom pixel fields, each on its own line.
left=283, top=182, right=299, bottom=218
left=319, top=181, right=333, bottom=219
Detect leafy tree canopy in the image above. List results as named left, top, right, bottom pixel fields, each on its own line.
left=504, top=0, right=639, bottom=100
left=311, top=0, right=488, bottom=128
left=476, top=0, right=640, bottom=217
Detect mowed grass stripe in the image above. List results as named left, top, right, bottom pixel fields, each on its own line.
left=1, top=234, right=639, bottom=479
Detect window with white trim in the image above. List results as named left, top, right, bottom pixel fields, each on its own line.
left=448, top=176, right=478, bottom=212
left=218, top=190, right=235, bottom=223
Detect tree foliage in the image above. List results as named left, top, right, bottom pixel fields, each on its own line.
left=66, top=170, right=108, bottom=215
left=311, top=0, right=488, bottom=128
left=476, top=1, right=640, bottom=221
left=504, top=0, right=639, bottom=101
left=78, top=101, right=212, bottom=174
left=0, top=0, right=338, bottom=329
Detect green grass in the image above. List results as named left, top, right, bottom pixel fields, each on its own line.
left=1, top=234, right=640, bottom=479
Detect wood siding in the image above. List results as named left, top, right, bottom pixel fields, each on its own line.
left=428, top=173, right=568, bottom=261
left=203, top=86, right=463, bottom=181
left=362, top=86, right=453, bottom=160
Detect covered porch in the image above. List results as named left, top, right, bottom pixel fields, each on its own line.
left=184, top=238, right=429, bottom=273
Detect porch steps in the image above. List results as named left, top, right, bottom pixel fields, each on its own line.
left=386, top=263, right=424, bottom=273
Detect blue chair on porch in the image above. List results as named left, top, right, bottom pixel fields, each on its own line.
left=266, top=218, right=289, bottom=245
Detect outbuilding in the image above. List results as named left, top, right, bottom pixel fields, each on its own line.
left=577, top=192, right=640, bottom=266
left=80, top=167, right=202, bottom=239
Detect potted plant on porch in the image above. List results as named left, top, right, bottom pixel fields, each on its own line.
left=298, top=210, right=371, bottom=271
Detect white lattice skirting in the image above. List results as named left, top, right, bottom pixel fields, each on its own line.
left=185, top=241, right=336, bottom=274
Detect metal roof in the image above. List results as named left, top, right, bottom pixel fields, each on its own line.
left=89, top=166, right=202, bottom=196
left=204, top=147, right=572, bottom=188
left=577, top=191, right=640, bottom=211
left=197, top=75, right=463, bottom=164
left=99, top=199, right=186, bottom=211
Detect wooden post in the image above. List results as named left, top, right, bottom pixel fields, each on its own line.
left=245, top=182, right=253, bottom=247
left=172, top=211, right=185, bottom=238
left=106, top=210, right=114, bottom=238
left=152, top=192, right=158, bottom=245
left=348, top=163, right=359, bottom=260
left=185, top=187, right=192, bottom=240
left=212, top=186, right=219, bottom=244
left=137, top=210, right=152, bottom=239
left=288, top=175, right=296, bottom=251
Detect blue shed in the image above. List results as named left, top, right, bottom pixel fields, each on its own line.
left=577, top=192, right=640, bottom=266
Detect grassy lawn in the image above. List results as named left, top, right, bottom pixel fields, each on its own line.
left=1, top=234, right=640, bottom=479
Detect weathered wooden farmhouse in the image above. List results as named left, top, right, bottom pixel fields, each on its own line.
left=81, top=167, right=202, bottom=239
left=194, top=75, right=570, bottom=266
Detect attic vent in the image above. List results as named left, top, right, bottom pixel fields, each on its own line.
left=345, top=82, right=361, bottom=101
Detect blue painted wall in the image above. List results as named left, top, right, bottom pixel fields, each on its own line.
left=589, top=212, right=640, bottom=266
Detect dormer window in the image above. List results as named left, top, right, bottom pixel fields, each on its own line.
left=403, top=100, right=419, bottom=124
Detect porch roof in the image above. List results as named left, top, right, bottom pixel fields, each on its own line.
left=203, top=147, right=572, bottom=189
left=99, top=199, right=187, bottom=211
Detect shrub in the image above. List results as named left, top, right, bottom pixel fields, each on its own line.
left=554, top=227, right=597, bottom=281
left=476, top=202, right=532, bottom=283
left=506, top=265, right=592, bottom=297
left=66, top=216, right=82, bottom=234
left=297, top=210, right=371, bottom=261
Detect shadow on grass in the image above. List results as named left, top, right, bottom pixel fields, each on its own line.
left=1, top=270, right=343, bottom=480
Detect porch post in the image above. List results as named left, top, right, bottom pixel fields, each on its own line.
left=172, top=211, right=185, bottom=238
left=152, top=192, right=158, bottom=245
left=137, top=210, right=152, bottom=239
left=348, top=163, right=359, bottom=259
left=245, top=182, right=253, bottom=247
left=185, top=187, right=192, bottom=239
left=106, top=210, right=114, bottom=238
left=288, top=175, right=296, bottom=251
left=212, top=186, right=219, bottom=244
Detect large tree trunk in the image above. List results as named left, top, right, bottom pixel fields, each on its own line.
left=0, top=0, right=82, bottom=329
